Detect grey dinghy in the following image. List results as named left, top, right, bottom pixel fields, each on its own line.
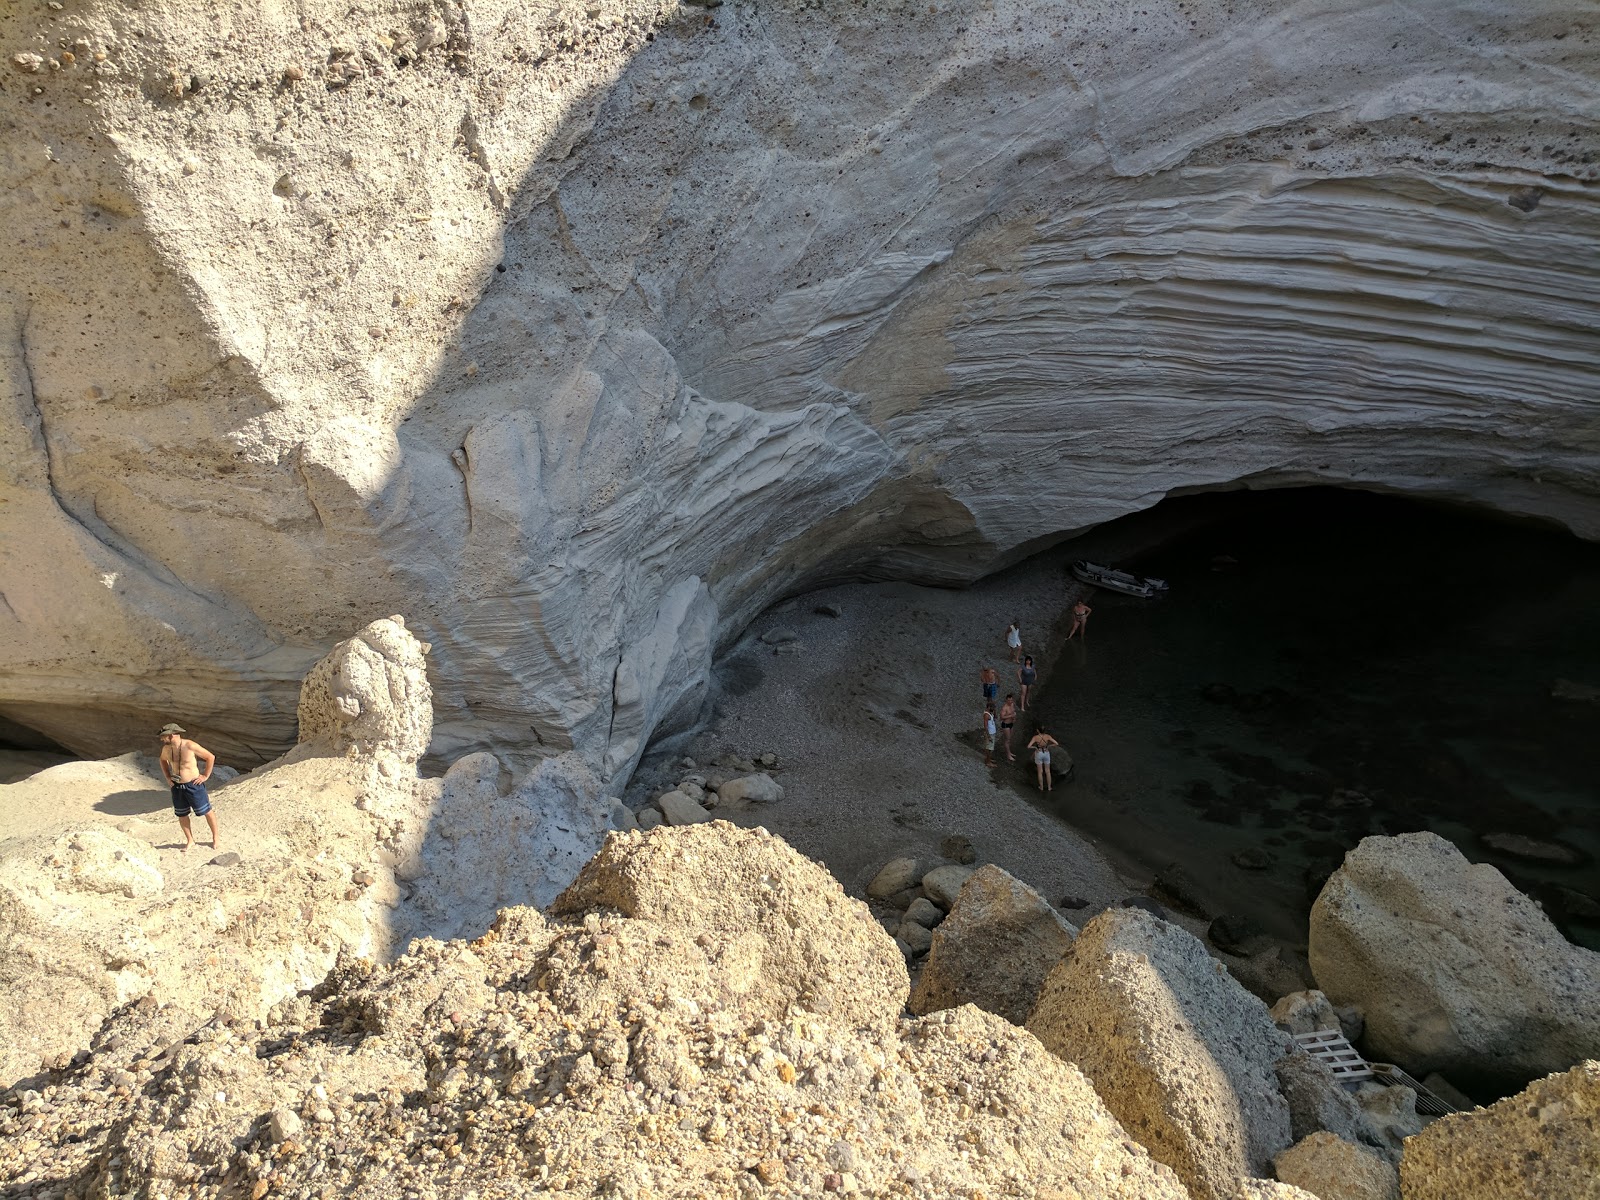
left=1071, top=559, right=1169, bottom=598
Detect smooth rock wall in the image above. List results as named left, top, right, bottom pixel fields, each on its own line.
left=3, top=0, right=1597, bottom=777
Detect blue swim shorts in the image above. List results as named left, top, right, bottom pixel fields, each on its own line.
left=983, top=683, right=998, bottom=700
left=172, top=780, right=212, bottom=818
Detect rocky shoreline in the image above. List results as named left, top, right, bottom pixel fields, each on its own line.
left=4, top=614, right=1598, bottom=1199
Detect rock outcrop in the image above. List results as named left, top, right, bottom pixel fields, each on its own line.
left=2, top=0, right=1597, bottom=779
left=0, top=617, right=615, bottom=1084
left=1028, top=906, right=1295, bottom=1200
left=1274, top=1133, right=1400, bottom=1200
left=290, top=615, right=433, bottom=769
left=909, top=863, right=1076, bottom=1025
left=1399, top=1060, right=1600, bottom=1200
left=0, top=826, right=1194, bottom=1200
left=1309, top=833, right=1600, bottom=1090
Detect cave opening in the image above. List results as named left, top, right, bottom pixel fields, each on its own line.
left=1018, top=485, right=1600, bottom=950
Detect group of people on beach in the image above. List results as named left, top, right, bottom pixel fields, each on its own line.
left=978, top=601, right=1091, bottom=791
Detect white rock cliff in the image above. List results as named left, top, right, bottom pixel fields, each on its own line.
left=2, top=0, right=1597, bottom=780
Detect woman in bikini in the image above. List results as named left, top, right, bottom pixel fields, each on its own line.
left=1027, top=728, right=1060, bottom=792
left=1066, top=598, right=1092, bottom=641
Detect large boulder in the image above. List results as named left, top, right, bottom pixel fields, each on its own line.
left=1308, top=833, right=1600, bottom=1090
left=1399, top=1060, right=1600, bottom=1200
left=1274, top=1133, right=1399, bottom=1200
left=552, top=822, right=908, bottom=1029
left=1027, top=907, right=1295, bottom=1200
left=909, top=864, right=1076, bottom=1025
left=292, top=616, right=433, bottom=767
left=1274, top=1050, right=1371, bottom=1151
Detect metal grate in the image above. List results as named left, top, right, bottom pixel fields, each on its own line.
left=1369, top=1062, right=1461, bottom=1116
left=1292, top=1029, right=1374, bottom=1082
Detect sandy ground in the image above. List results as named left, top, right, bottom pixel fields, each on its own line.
left=647, top=546, right=1164, bottom=922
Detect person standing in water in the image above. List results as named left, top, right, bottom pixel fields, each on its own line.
left=1027, top=728, right=1060, bottom=792
left=1005, top=621, right=1023, bottom=663
left=158, top=723, right=220, bottom=852
left=1017, top=655, right=1037, bottom=711
left=998, top=693, right=1018, bottom=761
left=1066, top=597, right=1093, bottom=641
left=980, top=704, right=998, bottom=767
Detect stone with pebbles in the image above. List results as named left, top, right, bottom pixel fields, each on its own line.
left=1274, top=1132, right=1399, bottom=1200
left=921, top=863, right=975, bottom=909
left=866, top=857, right=922, bottom=900
left=714, top=772, right=784, bottom=806
left=656, top=790, right=712, bottom=826
left=1027, top=907, right=1295, bottom=1200
left=903, top=897, right=943, bottom=929
left=909, top=864, right=1076, bottom=1026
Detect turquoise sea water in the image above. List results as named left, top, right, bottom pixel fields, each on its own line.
left=1029, top=489, right=1600, bottom=948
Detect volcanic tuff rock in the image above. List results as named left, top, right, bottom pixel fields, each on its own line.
left=1028, top=907, right=1295, bottom=1200
left=0, top=618, right=616, bottom=1083
left=1274, top=1133, right=1400, bottom=1200
left=1308, top=832, right=1600, bottom=1091
left=909, top=863, right=1077, bottom=1025
left=0, top=826, right=1194, bottom=1200
left=3, top=0, right=1598, bottom=777
left=1398, top=1060, right=1600, bottom=1200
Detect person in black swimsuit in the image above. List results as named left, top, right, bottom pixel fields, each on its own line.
left=998, top=693, right=1018, bottom=761
left=1017, top=656, right=1037, bottom=711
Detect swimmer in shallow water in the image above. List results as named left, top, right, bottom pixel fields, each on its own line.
left=1066, top=598, right=1092, bottom=642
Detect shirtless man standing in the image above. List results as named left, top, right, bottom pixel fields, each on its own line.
left=980, top=665, right=1000, bottom=707
left=158, top=723, right=220, bottom=852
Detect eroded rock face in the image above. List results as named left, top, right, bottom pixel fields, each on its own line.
left=1308, top=832, right=1600, bottom=1091
left=1398, top=1060, right=1600, bottom=1200
left=1027, top=907, right=1295, bottom=1200
left=2, top=0, right=1597, bottom=778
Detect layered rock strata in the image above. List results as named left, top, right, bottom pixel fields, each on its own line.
left=3, top=0, right=1598, bottom=777
left=1309, top=832, right=1600, bottom=1092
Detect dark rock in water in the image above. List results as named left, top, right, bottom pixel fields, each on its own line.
left=1481, top=832, right=1588, bottom=866
left=940, top=835, right=977, bottom=865
left=1551, top=677, right=1600, bottom=702
left=1556, top=887, right=1600, bottom=922
left=813, top=603, right=844, bottom=619
left=759, top=626, right=799, bottom=645
left=1118, top=895, right=1170, bottom=920
left=1202, top=805, right=1243, bottom=826
left=1227, top=945, right=1316, bottom=1005
left=1151, top=864, right=1212, bottom=918
left=1327, top=788, right=1373, bottom=810
left=1058, top=895, right=1090, bottom=910
left=1208, top=913, right=1273, bottom=957
left=209, top=851, right=241, bottom=867
left=1200, top=683, right=1236, bottom=705
left=1230, top=847, right=1275, bottom=871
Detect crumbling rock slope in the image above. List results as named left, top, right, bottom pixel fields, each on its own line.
left=3, top=0, right=1598, bottom=776
left=2, top=825, right=1193, bottom=1200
